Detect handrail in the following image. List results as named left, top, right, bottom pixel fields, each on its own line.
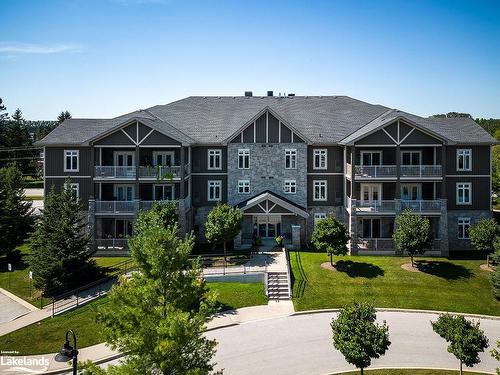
left=284, top=247, right=293, bottom=299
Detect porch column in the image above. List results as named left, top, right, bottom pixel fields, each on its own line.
left=180, top=146, right=185, bottom=199
left=90, top=145, right=95, bottom=199
left=135, top=145, right=140, bottom=199
left=350, top=146, right=356, bottom=199
left=395, top=144, right=401, bottom=199
left=441, top=145, right=446, bottom=198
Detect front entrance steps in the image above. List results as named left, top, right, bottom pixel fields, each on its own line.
left=267, top=271, right=290, bottom=300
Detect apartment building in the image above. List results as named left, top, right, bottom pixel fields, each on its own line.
left=37, top=93, right=496, bottom=255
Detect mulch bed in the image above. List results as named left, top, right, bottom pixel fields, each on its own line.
left=401, top=263, right=421, bottom=272
left=320, top=262, right=338, bottom=272
left=480, top=263, right=494, bottom=272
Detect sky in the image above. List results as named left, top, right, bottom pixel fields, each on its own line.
left=1, top=0, right=499, bottom=120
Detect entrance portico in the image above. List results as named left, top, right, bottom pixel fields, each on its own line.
left=237, top=191, right=309, bottom=246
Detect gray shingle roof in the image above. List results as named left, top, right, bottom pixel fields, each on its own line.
left=36, top=96, right=496, bottom=146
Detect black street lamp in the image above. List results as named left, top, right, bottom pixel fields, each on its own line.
left=54, top=330, right=78, bottom=375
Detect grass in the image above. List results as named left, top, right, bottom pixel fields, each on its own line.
left=336, top=370, right=487, bottom=375
left=25, top=195, right=43, bottom=200
left=291, top=251, right=500, bottom=315
left=0, top=282, right=267, bottom=355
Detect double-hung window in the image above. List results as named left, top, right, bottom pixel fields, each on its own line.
left=457, top=149, right=472, bottom=171
left=283, top=179, right=296, bottom=194
left=458, top=218, right=471, bottom=239
left=456, top=182, right=472, bottom=205
left=64, top=150, right=79, bottom=172
left=238, top=149, right=250, bottom=169
left=238, top=180, right=250, bottom=194
left=313, top=149, right=327, bottom=170
left=208, top=149, right=222, bottom=170
left=313, top=180, right=327, bottom=201
left=208, top=180, right=222, bottom=201
left=285, top=149, right=297, bottom=169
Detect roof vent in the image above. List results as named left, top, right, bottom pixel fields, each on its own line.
left=288, top=93, right=295, bottom=97
left=267, top=91, right=273, bottom=96
left=244, top=91, right=253, bottom=97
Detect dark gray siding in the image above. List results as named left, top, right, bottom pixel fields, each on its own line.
left=95, top=131, right=134, bottom=145
left=45, top=147, right=92, bottom=176
left=307, top=146, right=344, bottom=172
left=401, top=128, right=443, bottom=145
left=255, top=114, right=266, bottom=143
left=46, top=177, right=92, bottom=209
left=281, top=124, right=291, bottom=143
left=243, top=124, right=254, bottom=142
left=123, top=123, right=136, bottom=141
left=268, top=113, right=279, bottom=142
left=356, top=129, right=394, bottom=145
left=141, top=130, right=181, bottom=146
left=191, top=146, right=227, bottom=173
left=445, top=146, right=490, bottom=175
left=307, top=175, right=343, bottom=206
left=192, top=175, right=227, bottom=206
left=446, top=177, right=490, bottom=210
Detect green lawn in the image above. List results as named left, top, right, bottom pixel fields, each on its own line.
left=0, top=282, right=267, bottom=355
left=336, top=370, right=487, bottom=375
left=291, top=251, right=500, bottom=315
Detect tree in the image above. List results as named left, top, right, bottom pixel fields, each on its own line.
left=331, top=302, right=390, bottom=375
left=392, top=210, right=433, bottom=267
left=137, top=201, right=178, bottom=232
left=432, top=314, right=489, bottom=375
left=469, top=218, right=498, bottom=259
left=0, top=163, right=34, bottom=257
left=432, top=112, right=472, bottom=119
left=490, top=340, right=500, bottom=374
left=205, top=203, right=243, bottom=257
left=4, top=108, right=31, bottom=147
left=311, top=215, right=349, bottom=266
left=490, top=263, right=500, bottom=299
left=57, top=110, right=72, bottom=123
left=29, top=181, right=97, bottom=296
left=95, top=207, right=220, bottom=374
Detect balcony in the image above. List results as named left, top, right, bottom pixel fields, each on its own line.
left=138, top=164, right=191, bottom=179
left=401, top=200, right=442, bottom=213
left=95, top=238, right=128, bottom=251
left=356, top=238, right=441, bottom=252
left=354, top=165, right=397, bottom=179
left=348, top=199, right=444, bottom=215
left=400, top=165, right=442, bottom=178
left=95, top=166, right=136, bottom=179
left=356, top=200, right=396, bottom=213
left=95, top=200, right=136, bottom=214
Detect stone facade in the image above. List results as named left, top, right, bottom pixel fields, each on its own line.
left=306, top=206, right=346, bottom=243
left=447, top=210, right=492, bottom=251
left=227, top=143, right=308, bottom=207
left=193, top=205, right=213, bottom=243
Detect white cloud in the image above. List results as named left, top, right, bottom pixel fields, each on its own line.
left=110, top=0, right=172, bottom=4
left=0, top=42, right=84, bottom=55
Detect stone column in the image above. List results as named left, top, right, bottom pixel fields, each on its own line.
left=439, top=199, right=449, bottom=256
left=291, top=225, right=301, bottom=249
left=395, top=144, right=401, bottom=199
left=234, top=230, right=242, bottom=250
left=349, top=200, right=358, bottom=255
left=88, top=199, right=96, bottom=252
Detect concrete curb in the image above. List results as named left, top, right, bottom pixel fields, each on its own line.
left=0, top=287, right=38, bottom=311
left=291, top=307, right=500, bottom=321
left=327, top=366, right=495, bottom=375
left=42, top=351, right=126, bottom=375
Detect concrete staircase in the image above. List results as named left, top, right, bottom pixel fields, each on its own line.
left=266, top=271, right=291, bottom=300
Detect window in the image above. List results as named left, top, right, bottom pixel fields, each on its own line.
left=208, top=149, right=222, bottom=170
left=154, top=184, right=174, bottom=200
left=313, top=180, right=327, bottom=201
left=238, top=149, right=250, bottom=169
left=360, top=151, right=381, bottom=166
left=314, top=213, right=327, bottom=226
left=115, top=185, right=134, bottom=201
left=238, top=180, right=250, bottom=194
left=457, top=149, right=472, bottom=171
left=285, top=149, right=297, bottom=169
left=153, top=151, right=174, bottom=166
left=456, top=182, right=472, bottom=205
left=313, top=149, right=327, bottom=170
left=65, top=182, right=79, bottom=199
left=401, top=151, right=421, bottom=165
left=362, top=218, right=381, bottom=238
left=208, top=180, right=222, bottom=201
left=64, top=150, right=79, bottom=172
left=458, top=218, right=471, bottom=239
left=283, top=179, right=296, bottom=194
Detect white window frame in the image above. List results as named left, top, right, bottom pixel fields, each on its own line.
left=238, top=149, right=250, bottom=169
left=208, top=180, right=222, bottom=201
left=64, top=150, right=79, bottom=172
left=114, top=184, right=135, bottom=201
left=238, top=179, right=250, bottom=194
left=114, top=151, right=135, bottom=166
left=208, top=149, right=222, bottom=170
left=456, top=182, right=472, bottom=205
left=360, top=150, right=382, bottom=166
left=457, top=149, right=472, bottom=171
left=458, top=217, right=471, bottom=239
left=153, top=184, right=175, bottom=201
left=313, top=149, right=328, bottom=170
left=314, top=213, right=327, bottom=227
left=313, top=180, right=327, bottom=201
left=153, top=151, right=175, bottom=166
left=65, top=182, right=79, bottom=200
left=285, top=149, right=297, bottom=169
left=401, top=150, right=422, bottom=166
left=283, top=179, right=296, bottom=194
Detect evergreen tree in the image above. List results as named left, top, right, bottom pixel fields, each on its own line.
left=6, top=108, right=31, bottom=147
left=29, top=181, right=97, bottom=296
left=0, top=98, right=9, bottom=147
left=205, top=203, right=243, bottom=257
left=311, top=215, right=350, bottom=266
left=95, top=207, right=220, bottom=374
left=393, top=210, right=433, bottom=267
left=57, top=110, right=72, bottom=124
left=0, top=163, right=34, bottom=258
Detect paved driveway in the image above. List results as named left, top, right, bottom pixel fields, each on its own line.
left=206, top=311, right=500, bottom=374
left=0, top=291, right=30, bottom=324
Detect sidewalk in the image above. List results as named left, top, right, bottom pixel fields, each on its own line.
left=0, top=302, right=296, bottom=375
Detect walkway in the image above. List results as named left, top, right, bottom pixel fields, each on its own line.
left=0, top=289, right=31, bottom=324
left=202, top=250, right=287, bottom=275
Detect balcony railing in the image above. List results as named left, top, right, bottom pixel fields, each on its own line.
left=138, top=164, right=190, bottom=179
left=95, top=166, right=136, bottom=178
left=356, top=238, right=441, bottom=251
left=401, top=200, right=442, bottom=212
left=95, top=200, right=136, bottom=214
left=356, top=200, right=396, bottom=213
left=400, top=165, right=442, bottom=178
left=354, top=165, right=397, bottom=178
left=95, top=238, right=128, bottom=251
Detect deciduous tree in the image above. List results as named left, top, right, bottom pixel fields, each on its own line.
left=311, top=215, right=349, bottom=266
left=331, top=301, right=390, bottom=375
left=469, top=218, right=498, bottom=259
left=432, top=314, right=489, bottom=375
left=205, top=203, right=243, bottom=257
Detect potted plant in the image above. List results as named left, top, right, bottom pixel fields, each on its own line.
left=275, top=234, right=285, bottom=248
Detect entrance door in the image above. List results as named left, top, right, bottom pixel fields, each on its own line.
left=115, top=152, right=135, bottom=166
left=361, top=151, right=382, bottom=166
left=116, top=219, right=133, bottom=237
left=153, top=151, right=175, bottom=167
left=361, top=184, right=382, bottom=204
left=115, top=185, right=134, bottom=201
left=401, top=184, right=421, bottom=201
left=255, top=216, right=281, bottom=238
left=154, top=184, right=174, bottom=201
left=362, top=218, right=381, bottom=238
left=401, top=151, right=421, bottom=165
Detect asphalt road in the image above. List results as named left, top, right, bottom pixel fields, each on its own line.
left=205, top=311, right=500, bottom=374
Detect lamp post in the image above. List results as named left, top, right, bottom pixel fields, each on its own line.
left=54, top=330, right=78, bottom=375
